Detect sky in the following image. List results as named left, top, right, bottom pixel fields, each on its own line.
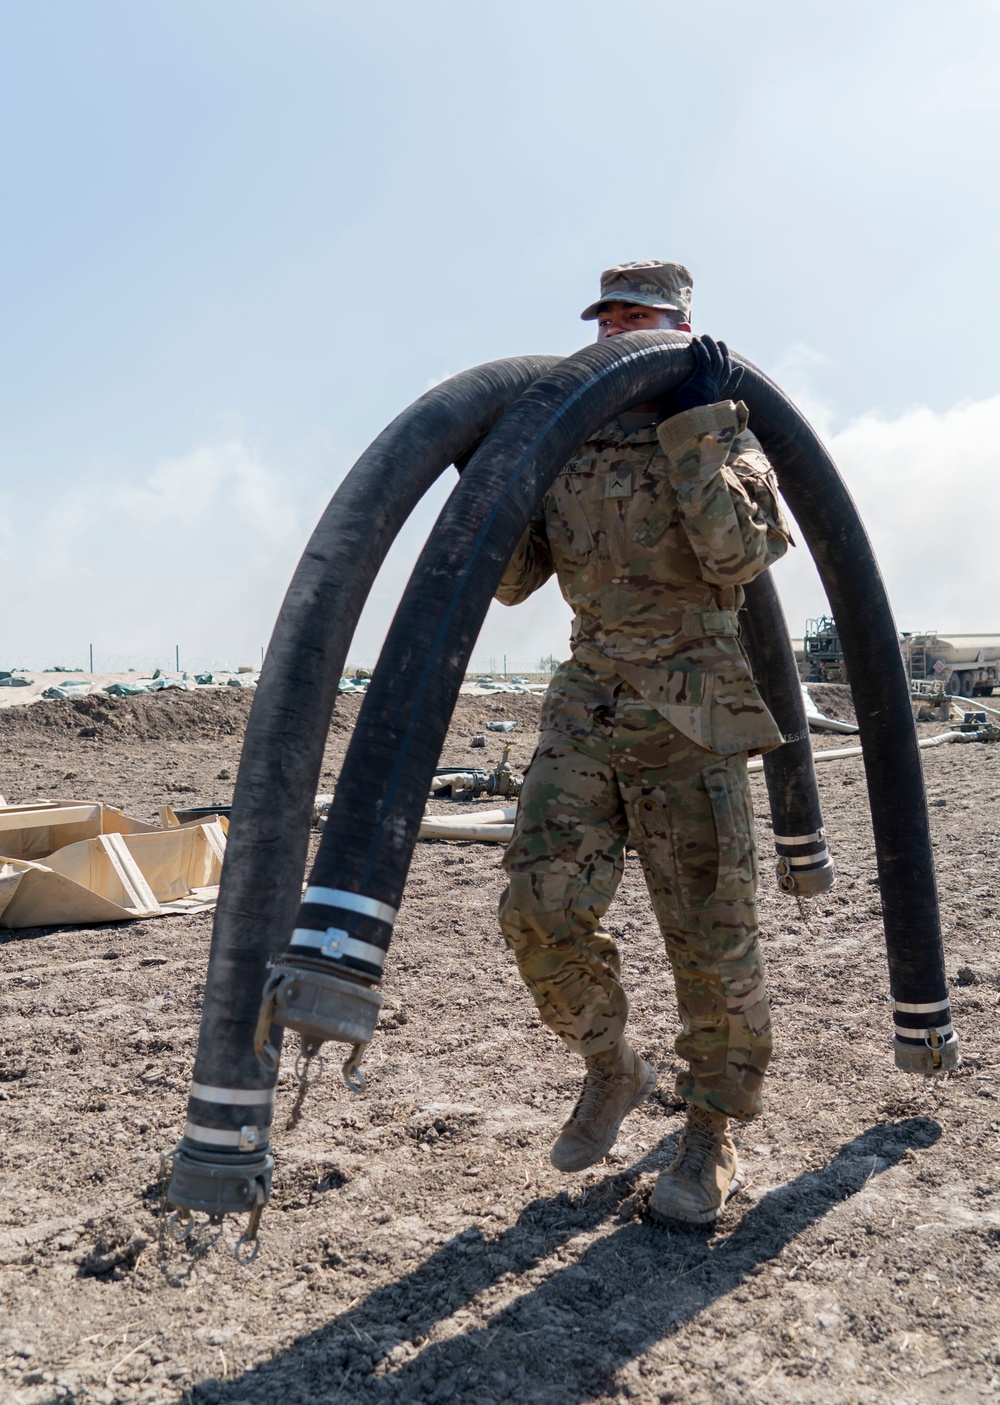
left=1, top=0, right=998, bottom=672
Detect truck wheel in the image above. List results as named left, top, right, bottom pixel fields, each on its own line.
left=947, top=672, right=962, bottom=696
left=961, top=673, right=975, bottom=698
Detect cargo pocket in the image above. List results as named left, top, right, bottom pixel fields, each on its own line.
left=626, top=794, right=684, bottom=928
left=701, top=757, right=757, bottom=904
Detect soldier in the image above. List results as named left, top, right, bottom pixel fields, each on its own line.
left=496, top=261, right=791, bottom=1223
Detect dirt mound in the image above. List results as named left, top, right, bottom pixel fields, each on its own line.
left=445, top=691, right=543, bottom=737
left=0, top=687, right=542, bottom=749
left=805, top=680, right=856, bottom=723
left=0, top=688, right=258, bottom=743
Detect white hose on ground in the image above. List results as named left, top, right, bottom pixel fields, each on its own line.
left=430, top=772, right=479, bottom=791
left=418, top=733, right=976, bottom=840
left=418, top=820, right=515, bottom=842
left=800, top=684, right=859, bottom=734
left=418, top=804, right=517, bottom=842
left=946, top=693, right=1000, bottom=720
left=422, top=805, right=517, bottom=827
left=748, top=729, right=971, bottom=771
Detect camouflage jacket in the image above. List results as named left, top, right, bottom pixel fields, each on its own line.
left=496, top=399, right=791, bottom=755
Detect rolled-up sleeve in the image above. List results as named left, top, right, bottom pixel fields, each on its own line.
left=495, top=513, right=555, bottom=605
left=655, top=400, right=791, bottom=586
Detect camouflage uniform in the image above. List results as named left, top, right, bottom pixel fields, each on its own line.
left=496, top=398, right=790, bottom=1120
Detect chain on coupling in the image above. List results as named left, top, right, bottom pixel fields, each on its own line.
left=342, top=1040, right=368, bottom=1093
left=286, top=1037, right=325, bottom=1130
left=235, top=1180, right=267, bottom=1264
left=254, top=967, right=369, bottom=1091
left=255, top=968, right=371, bottom=1149
left=165, top=1210, right=225, bottom=1251
left=285, top=1032, right=368, bottom=1131
left=167, top=1187, right=268, bottom=1265
left=795, top=893, right=825, bottom=935
left=167, top=1208, right=193, bottom=1244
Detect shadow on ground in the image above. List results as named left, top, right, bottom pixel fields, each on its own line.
left=187, top=1117, right=939, bottom=1405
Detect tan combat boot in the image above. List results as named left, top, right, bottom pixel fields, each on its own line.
left=648, top=1104, right=743, bottom=1224
left=550, top=1039, right=657, bottom=1173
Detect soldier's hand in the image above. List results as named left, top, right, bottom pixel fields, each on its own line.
left=657, top=335, right=743, bottom=421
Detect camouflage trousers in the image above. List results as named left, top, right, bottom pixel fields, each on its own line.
left=499, top=676, right=771, bottom=1120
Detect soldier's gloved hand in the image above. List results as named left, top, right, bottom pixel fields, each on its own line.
left=656, top=335, right=743, bottom=421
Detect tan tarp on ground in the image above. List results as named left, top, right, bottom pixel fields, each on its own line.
left=0, top=800, right=158, bottom=861
left=0, top=800, right=226, bottom=928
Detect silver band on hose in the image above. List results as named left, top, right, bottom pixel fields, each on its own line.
left=892, top=998, right=951, bottom=1015
left=782, top=848, right=831, bottom=867
left=290, top=926, right=387, bottom=970
left=190, top=1082, right=276, bottom=1106
left=773, top=829, right=826, bottom=846
left=303, top=886, right=397, bottom=926
left=184, top=1121, right=269, bottom=1150
left=893, top=1021, right=954, bottom=1041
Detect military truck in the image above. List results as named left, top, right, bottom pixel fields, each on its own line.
left=902, top=633, right=1000, bottom=698
left=802, top=615, right=846, bottom=683
left=800, top=621, right=1000, bottom=697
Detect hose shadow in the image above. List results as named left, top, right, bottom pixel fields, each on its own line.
left=203, top=1116, right=939, bottom=1405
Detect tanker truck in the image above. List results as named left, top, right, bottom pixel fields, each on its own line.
left=903, top=633, right=1000, bottom=697
left=800, top=623, right=1000, bottom=696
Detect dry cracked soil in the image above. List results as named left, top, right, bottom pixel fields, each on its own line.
left=1, top=684, right=999, bottom=1405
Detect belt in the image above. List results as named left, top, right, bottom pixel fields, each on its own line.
left=572, top=608, right=741, bottom=650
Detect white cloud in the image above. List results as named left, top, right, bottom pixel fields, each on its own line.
left=0, top=439, right=328, bottom=671
left=773, top=393, right=1000, bottom=636
left=2, top=393, right=995, bottom=677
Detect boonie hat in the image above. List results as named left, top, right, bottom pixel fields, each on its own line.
left=580, top=259, right=693, bottom=322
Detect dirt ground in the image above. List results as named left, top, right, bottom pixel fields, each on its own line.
left=2, top=685, right=999, bottom=1405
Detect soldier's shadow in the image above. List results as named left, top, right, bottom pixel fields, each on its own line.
left=202, top=1116, right=939, bottom=1405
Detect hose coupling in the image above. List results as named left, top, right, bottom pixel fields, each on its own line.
left=167, top=1143, right=274, bottom=1221
left=774, top=827, right=835, bottom=896
left=891, top=996, right=961, bottom=1074
left=258, top=961, right=383, bottom=1056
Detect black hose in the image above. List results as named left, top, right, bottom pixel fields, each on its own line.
left=167, top=354, right=559, bottom=1220
left=740, top=571, right=835, bottom=896
left=265, top=333, right=691, bottom=1041
left=728, top=358, right=956, bottom=1073
left=270, top=329, right=955, bottom=1080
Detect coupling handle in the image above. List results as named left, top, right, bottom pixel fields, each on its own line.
left=253, top=969, right=284, bottom=1070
